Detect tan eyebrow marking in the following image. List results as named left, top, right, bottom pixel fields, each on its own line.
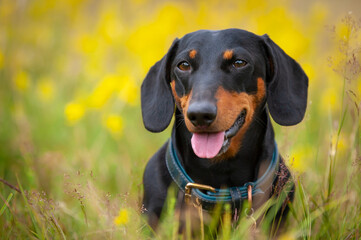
left=223, top=49, right=233, bottom=60
left=189, top=49, right=197, bottom=59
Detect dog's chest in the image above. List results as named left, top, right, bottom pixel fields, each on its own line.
left=187, top=161, right=255, bottom=188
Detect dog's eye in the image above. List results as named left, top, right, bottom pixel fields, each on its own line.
left=178, top=61, right=191, bottom=71
left=233, top=59, right=247, bottom=68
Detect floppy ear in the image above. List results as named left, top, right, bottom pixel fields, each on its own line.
left=263, top=35, right=308, bottom=126
left=141, top=39, right=179, bottom=132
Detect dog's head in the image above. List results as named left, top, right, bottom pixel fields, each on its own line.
left=141, top=29, right=308, bottom=159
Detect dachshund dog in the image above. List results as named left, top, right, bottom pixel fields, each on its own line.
left=141, top=29, right=308, bottom=230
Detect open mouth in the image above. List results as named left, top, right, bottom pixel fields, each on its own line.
left=191, top=109, right=247, bottom=159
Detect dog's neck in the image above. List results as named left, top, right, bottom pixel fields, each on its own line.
left=171, top=108, right=276, bottom=189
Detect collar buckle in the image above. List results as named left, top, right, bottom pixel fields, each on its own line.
left=184, top=183, right=216, bottom=204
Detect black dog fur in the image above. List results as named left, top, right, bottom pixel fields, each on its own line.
left=141, top=29, right=308, bottom=229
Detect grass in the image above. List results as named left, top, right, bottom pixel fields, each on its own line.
left=1, top=1, right=361, bottom=239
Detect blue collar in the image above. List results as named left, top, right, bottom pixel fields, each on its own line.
left=165, top=139, right=280, bottom=210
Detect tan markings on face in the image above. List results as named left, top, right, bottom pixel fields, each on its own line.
left=223, top=50, right=233, bottom=60
left=213, top=77, right=266, bottom=160
left=171, top=80, right=192, bottom=115
left=189, top=49, right=197, bottom=59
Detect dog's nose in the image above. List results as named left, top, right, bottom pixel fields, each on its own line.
left=187, top=102, right=217, bottom=127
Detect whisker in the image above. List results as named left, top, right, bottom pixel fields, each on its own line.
left=253, top=116, right=266, bottom=128
left=175, top=115, right=185, bottom=129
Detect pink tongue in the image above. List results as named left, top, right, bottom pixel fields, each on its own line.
left=191, top=132, right=225, bottom=159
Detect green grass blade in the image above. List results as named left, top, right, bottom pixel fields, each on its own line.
left=16, top=175, right=44, bottom=240
left=0, top=192, right=13, bottom=217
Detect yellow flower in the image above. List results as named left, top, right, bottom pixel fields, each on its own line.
left=97, top=7, right=124, bottom=44
left=330, top=134, right=348, bottom=158
left=126, top=3, right=185, bottom=71
left=320, top=86, right=340, bottom=114
left=289, top=144, right=313, bottom=173
left=244, top=0, right=266, bottom=12
left=0, top=50, right=4, bottom=69
left=103, top=114, right=123, bottom=137
left=37, top=77, right=54, bottom=101
left=336, top=22, right=351, bottom=41
left=279, top=232, right=296, bottom=240
left=256, top=7, right=309, bottom=59
left=76, top=34, right=99, bottom=54
left=64, top=102, right=85, bottom=125
left=13, top=71, right=30, bottom=92
left=301, top=63, right=315, bottom=83
left=118, top=76, right=138, bottom=105
left=114, top=208, right=129, bottom=226
left=87, top=74, right=120, bottom=109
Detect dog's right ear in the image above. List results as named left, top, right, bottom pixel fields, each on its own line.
left=262, top=35, right=308, bottom=126
left=141, top=39, right=179, bottom=132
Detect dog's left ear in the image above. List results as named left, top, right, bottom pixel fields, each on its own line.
left=262, top=35, right=308, bottom=126
left=141, top=39, right=179, bottom=132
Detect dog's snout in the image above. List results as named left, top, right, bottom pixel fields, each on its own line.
left=187, top=102, right=217, bottom=127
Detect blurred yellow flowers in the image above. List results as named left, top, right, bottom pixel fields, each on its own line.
left=77, top=34, right=99, bottom=54
left=103, top=114, right=123, bottom=137
left=13, top=71, right=30, bottom=92
left=88, top=74, right=119, bottom=109
left=289, top=144, right=313, bottom=173
left=0, top=50, right=4, bottom=69
left=279, top=232, right=296, bottom=240
left=114, top=208, right=129, bottom=226
left=64, top=102, right=85, bottom=125
left=37, top=78, right=55, bottom=102
left=118, top=77, right=138, bottom=106
left=336, top=21, right=352, bottom=41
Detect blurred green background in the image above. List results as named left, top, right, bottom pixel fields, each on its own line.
left=0, top=0, right=361, bottom=239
